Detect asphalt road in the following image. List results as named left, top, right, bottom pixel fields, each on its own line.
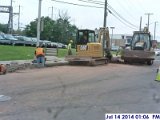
left=0, top=58, right=160, bottom=120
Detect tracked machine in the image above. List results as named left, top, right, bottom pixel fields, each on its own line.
left=66, top=28, right=111, bottom=66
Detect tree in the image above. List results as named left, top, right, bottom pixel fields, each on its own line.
left=25, top=20, right=37, bottom=37
left=24, top=11, right=78, bottom=44
left=0, top=24, right=8, bottom=33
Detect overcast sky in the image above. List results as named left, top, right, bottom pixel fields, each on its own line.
left=0, top=0, right=160, bottom=39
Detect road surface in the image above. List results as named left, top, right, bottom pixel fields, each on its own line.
left=0, top=59, right=160, bottom=120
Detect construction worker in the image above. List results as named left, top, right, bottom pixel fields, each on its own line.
left=35, top=46, right=45, bottom=67
left=67, top=40, right=73, bottom=55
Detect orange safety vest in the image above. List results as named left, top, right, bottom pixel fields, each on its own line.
left=35, top=48, right=44, bottom=56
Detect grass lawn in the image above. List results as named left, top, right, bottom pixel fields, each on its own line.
left=0, top=45, right=76, bottom=61
left=0, top=45, right=116, bottom=61
left=57, top=48, right=76, bottom=58
left=0, top=45, right=35, bottom=61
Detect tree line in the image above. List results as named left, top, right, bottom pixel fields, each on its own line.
left=0, top=11, right=78, bottom=45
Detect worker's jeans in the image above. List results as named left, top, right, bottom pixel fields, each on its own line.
left=37, top=56, right=45, bottom=67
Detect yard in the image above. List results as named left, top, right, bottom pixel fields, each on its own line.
left=0, top=45, right=75, bottom=61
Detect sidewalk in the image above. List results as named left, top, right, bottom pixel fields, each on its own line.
left=0, top=56, right=68, bottom=73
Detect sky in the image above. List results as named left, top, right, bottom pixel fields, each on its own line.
left=0, top=0, right=160, bottom=40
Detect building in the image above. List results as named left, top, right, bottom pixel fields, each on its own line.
left=111, top=34, right=132, bottom=47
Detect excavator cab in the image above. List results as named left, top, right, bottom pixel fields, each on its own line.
left=77, top=29, right=96, bottom=45
left=131, top=31, right=152, bottom=51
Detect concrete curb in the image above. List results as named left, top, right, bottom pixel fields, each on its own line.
left=45, top=61, right=68, bottom=67
left=0, top=60, right=68, bottom=74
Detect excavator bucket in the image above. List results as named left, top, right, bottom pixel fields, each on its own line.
left=122, top=49, right=155, bottom=65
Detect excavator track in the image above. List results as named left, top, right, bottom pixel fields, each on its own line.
left=66, top=56, right=108, bottom=66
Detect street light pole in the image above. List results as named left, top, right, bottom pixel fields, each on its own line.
left=37, top=0, right=42, bottom=47
left=145, top=13, right=153, bottom=32
left=110, top=27, right=115, bottom=48
left=102, top=0, right=108, bottom=56
left=18, top=5, right=20, bottom=31
left=154, top=21, right=158, bottom=40
left=9, top=0, right=13, bottom=34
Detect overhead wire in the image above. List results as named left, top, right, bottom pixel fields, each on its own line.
left=109, top=10, right=137, bottom=30
left=77, top=0, right=138, bottom=28
left=52, top=0, right=138, bottom=29
left=52, top=0, right=103, bottom=8
left=114, top=0, right=139, bottom=22
left=77, top=0, right=104, bottom=5
left=107, top=4, right=138, bottom=28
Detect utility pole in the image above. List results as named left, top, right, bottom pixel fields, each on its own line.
left=145, top=13, right=153, bottom=32
left=110, top=27, right=115, bottom=48
left=154, top=21, right=158, bottom=40
left=51, top=6, right=53, bottom=19
left=102, top=0, right=108, bottom=56
left=18, top=5, right=20, bottom=31
left=103, top=0, right=107, bottom=28
left=139, top=16, right=142, bottom=31
left=8, top=0, right=13, bottom=34
left=37, top=0, right=42, bottom=47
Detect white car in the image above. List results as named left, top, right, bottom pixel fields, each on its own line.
left=154, top=49, right=160, bottom=56
left=111, top=46, right=119, bottom=51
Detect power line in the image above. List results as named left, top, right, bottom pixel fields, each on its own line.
left=77, top=0, right=104, bottom=5
left=77, top=0, right=138, bottom=28
left=114, top=0, right=138, bottom=22
left=52, top=0, right=103, bottom=8
left=52, top=0, right=138, bottom=29
left=110, top=11, right=137, bottom=30
left=107, top=4, right=138, bottom=29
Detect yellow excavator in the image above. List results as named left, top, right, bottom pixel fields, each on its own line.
left=66, top=28, right=111, bottom=65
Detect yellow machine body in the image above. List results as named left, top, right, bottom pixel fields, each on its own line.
left=77, top=43, right=103, bottom=57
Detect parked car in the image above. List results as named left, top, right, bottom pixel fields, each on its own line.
left=154, top=49, right=160, bottom=56
left=14, top=36, right=26, bottom=46
left=41, top=40, right=52, bottom=47
left=50, top=42, right=58, bottom=48
left=3, top=34, right=19, bottom=45
left=111, top=45, right=119, bottom=51
left=0, top=34, right=11, bottom=45
left=31, top=37, right=43, bottom=47
left=57, top=43, right=67, bottom=49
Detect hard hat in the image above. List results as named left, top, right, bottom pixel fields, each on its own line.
left=70, top=40, right=73, bottom=43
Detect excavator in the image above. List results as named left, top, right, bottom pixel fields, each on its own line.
left=121, top=28, right=155, bottom=65
left=66, top=27, right=111, bottom=66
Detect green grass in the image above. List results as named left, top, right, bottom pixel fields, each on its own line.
left=0, top=45, right=35, bottom=61
left=0, top=45, right=76, bottom=61
left=58, top=48, right=76, bottom=57
left=0, top=45, right=117, bottom=61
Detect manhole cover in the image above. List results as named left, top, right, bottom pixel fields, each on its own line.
left=0, top=95, right=11, bottom=102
